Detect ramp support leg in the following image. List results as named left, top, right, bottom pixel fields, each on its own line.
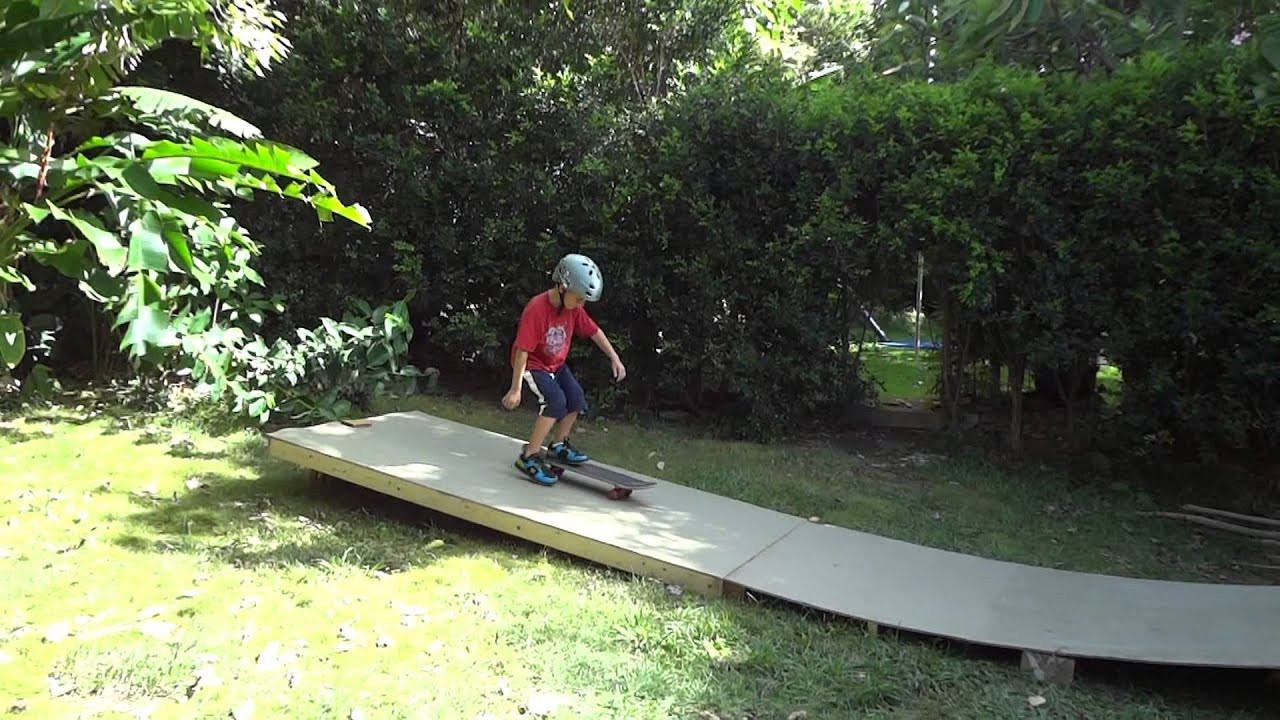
left=1021, top=650, right=1074, bottom=685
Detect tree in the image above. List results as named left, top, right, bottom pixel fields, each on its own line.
left=868, top=0, right=1280, bottom=104
left=0, top=0, right=370, bottom=379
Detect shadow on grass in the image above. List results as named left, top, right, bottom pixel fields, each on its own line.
left=111, top=452, right=559, bottom=577
left=0, top=424, right=43, bottom=444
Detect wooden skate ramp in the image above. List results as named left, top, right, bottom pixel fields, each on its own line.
left=723, top=520, right=1280, bottom=669
left=266, top=410, right=1280, bottom=673
left=266, top=411, right=804, bottom=597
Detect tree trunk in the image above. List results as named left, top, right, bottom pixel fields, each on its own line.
left=1009, top=353, right=1026, bottom=451
left=987, top=351, right=1001, bottom=399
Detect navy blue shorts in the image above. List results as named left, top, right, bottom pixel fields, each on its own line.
left=523, top=365, right=586, bottom=419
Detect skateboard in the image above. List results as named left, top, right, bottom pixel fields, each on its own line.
left=543, top=459, right=656, bottom=500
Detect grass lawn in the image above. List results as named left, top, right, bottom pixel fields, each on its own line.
left=1, top=391, right=1274, bottom=719
left=858, top=344, right=940, bottom=401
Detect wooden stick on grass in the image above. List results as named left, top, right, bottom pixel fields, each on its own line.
left=1180, top=504, right=1280, bottom=529
left=1141, top=511, right=1280, bottom=542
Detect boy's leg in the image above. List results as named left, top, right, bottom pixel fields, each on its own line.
left=547, top=365, right=589, bottom=463
left=522, top=369, right=568, bottom=454
left=514, top=370, right=567, bottom=485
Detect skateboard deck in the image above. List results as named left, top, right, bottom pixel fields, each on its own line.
left=543, top=459, right=656, bottom=500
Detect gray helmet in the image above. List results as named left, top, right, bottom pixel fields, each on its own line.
left=552, top=253, right=603, bottom=301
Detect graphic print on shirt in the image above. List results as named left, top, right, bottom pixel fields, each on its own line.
left=544, top=324, right=568, bottom=358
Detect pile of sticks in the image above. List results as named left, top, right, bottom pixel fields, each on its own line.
left=1143, top=504, right=1280, bottom=570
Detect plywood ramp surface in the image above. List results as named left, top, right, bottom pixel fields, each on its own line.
left=267, top=411, right=802, bottom=595
left=268, top=410, right=1280, bottom=670
left=725, top=521, right=1280, bottom=668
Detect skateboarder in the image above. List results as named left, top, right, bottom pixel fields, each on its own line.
left=502, top=253, right=626, bottom=485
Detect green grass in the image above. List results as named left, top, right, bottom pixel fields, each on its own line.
left=855, top=309, right=1130, bottom=408
left=859, top=345, right=941, bottom=401
left=1, top=394, right=1273, bottom=719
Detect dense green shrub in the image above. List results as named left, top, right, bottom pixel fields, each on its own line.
left=125, top=2, right=1279, bottom=476
left=1066, top=48, right=1280, bottom=466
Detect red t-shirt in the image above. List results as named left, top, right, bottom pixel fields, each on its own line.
left=512, top=291, right=600, bottom=373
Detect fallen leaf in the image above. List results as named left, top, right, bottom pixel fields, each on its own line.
left=45, top=675, right=73, bottom=697
left=656, top=461, right=666, bottom=471
left=137, top=604, right=168, bottom=620
left=256, top=642, right=281, bottom=671
left=525, top=691, right=570, bottom=716
left=187, top=668, right=221, bottom=698
left=139, top=620, right=177, bottom=640
left=185, top=478, right=205, bottom=490
left=1028, top=695, right=1047, bottom=708
left=787, top=712, right=808, bottom=720
left=425, top=539, right=445, bottom=550
left=43, top=622, right=71, bottom=643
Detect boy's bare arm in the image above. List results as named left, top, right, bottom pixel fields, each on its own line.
left=510, top=349, right=528, bottom=391
left=504, top=349, right=529, bottom=410
left=590, top=330, right=626, bottom=381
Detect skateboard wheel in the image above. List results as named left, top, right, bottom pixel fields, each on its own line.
left=607, top=488, right=627, bottom=500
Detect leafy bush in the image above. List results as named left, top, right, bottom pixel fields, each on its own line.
left=180, top=295, right=422, bottom=424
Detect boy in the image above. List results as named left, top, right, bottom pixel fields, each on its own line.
left=502, top=253, right=626, bottom=485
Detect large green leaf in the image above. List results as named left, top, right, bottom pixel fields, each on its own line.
left=1262, top=17, right=1280, bottom=70
left=0, top=264, right=35, bottom=291
left=27, top=236, right=90, bottom=279
left=115, top=86, right=263, bottom=138
left=142, top=137, right=321, bottom=180
left=114, top=274, right=177, bottom=357
left=0, top=313, right=25, bottom=370
left=44, top=203, right=128, bottom=274
left=127, top=211, right=172, bottom=272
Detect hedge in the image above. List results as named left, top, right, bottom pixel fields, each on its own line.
left=132, top=7, right=1278, bottom=475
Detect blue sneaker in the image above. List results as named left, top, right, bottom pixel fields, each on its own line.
left=515, top=453, right=557, bottom=486
left=548, top=439, right=588, bottom=465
